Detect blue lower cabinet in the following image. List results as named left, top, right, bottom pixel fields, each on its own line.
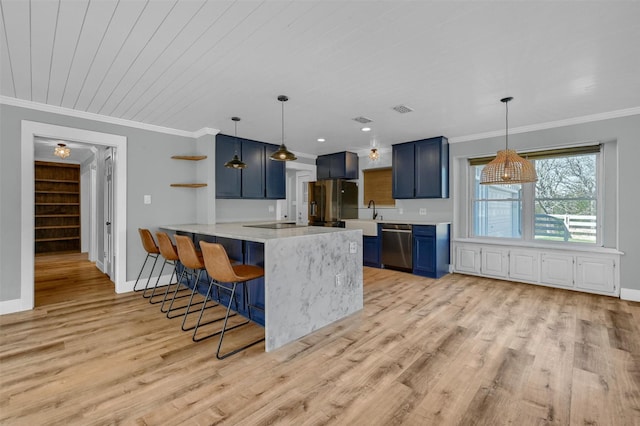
left=363, top=236, right=380, bottom=267
left=412, top=224, right=450, bottom=278
left=244, top=241, right=265, bottom=326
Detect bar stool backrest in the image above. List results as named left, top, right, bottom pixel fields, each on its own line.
left=174, top=235, right=204, bottom=270
left=138, top=228, right=160, bottom=254
left=156, top=232, right=179, bottom=261
left=199, top=242, right=239, bottom=283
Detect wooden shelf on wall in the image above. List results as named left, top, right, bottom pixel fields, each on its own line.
left=170, top=183, right=208, bottom=188
left=171, top=155, right=207, bottom=161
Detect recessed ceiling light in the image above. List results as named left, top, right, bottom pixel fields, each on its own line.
left=361, top=127, right=371, bottom=132
left=317, top=138, right=325, bottom=143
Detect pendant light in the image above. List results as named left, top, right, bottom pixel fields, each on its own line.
left=224, top=117, right=247, bottom=169
left=54, top=143, right=71, bottom=159
left=369, top=148, right=379, bottom=161
left=270, top=95, right=297, bottom=161
left=480, top=97, right=537, bottom=185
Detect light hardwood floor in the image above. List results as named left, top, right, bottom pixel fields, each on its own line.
left=1, top=253, right=639, bottom=425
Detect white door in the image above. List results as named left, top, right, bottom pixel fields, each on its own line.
left=103, top=149, right=114, bottom=278
left=296, top=171, right=312, bottom=225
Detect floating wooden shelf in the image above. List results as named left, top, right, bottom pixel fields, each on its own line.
left=36, top=236, right=81, bottom=242
left=171, top=155, right=207, bottom=161
left=170, top=183, right=208, bottom=188
left=35, top=178, right=79, bottom=183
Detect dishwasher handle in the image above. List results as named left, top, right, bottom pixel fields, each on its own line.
left=381, top=229, right=412, bottom=234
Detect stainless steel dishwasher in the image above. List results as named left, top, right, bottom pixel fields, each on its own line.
left=381, top=223, right=413, bottom=272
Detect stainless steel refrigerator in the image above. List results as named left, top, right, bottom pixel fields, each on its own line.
left=308, top=180, right=358, bottom=226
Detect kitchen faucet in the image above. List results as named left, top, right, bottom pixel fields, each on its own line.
left=367, top=199, right=377, bottom=220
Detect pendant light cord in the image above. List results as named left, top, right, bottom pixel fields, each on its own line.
left=505, top=99, right=509, bottom=151
left=281, top=100, right=285, bottom=145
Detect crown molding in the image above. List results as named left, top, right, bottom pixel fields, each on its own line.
left=449, top=106, right=640, bottom=144
left=0, top=96, right=219, bottom=139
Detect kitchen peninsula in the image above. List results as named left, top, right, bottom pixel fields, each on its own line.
left=161, top=223, right=363, bottom=351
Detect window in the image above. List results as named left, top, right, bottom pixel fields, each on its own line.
left=470, top=146, right=600, bottom=244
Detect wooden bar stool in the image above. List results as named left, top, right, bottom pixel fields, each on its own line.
left=199, top=241, right=265, bottom=359
left=155, top=232, right=191, bottom=311
left=133, top=229, right=160, bottom=298
left=171, top=235, right=220, bottom=330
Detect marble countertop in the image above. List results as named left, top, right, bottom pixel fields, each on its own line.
left=161, top=222, right=360, bottom=243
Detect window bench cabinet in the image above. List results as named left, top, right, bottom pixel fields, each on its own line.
left=452, top=240, right=622, bottom=297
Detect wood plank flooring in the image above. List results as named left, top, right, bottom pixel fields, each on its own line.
left=1, top=253, right=639, bottom=425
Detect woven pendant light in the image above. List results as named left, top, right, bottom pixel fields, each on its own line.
left=224, top=117, right=247, bottom=169
left=480, top=97, right=537, bottom=185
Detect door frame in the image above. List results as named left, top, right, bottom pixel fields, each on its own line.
left=19, top=121, right=127, bottom=311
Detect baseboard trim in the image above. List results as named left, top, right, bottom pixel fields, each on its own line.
left=620, top=288, right=640, bottom=302
left=120, top=274, right=175, bottom=294
left=0, top=298, right=29, bottom=315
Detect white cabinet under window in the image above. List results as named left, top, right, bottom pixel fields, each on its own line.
left=455, top=245, right=480, bottom=274
left=480, top=247, right=509, bottom=278
left=575, top=256, right=615, bottom=293
left=452, top=240, right=620, bottom=297
left=509, top=250, right=539, bottom=282
left=540, top=253, right=574, bottom=288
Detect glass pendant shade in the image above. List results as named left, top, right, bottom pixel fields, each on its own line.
left=369, top=148, right=379, bottom=161
left=480, top=97, right=537, bottom=185
left=224, top=117, right=247, bottom=169
left=54, top=143, right=70, bottom=159
left=270, top=95, right=297, bottom=162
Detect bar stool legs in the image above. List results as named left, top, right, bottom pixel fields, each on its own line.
left=133, top=229, right=160, bottom=296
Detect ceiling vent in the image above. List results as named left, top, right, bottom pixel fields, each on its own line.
left=392, top=104, right=414, bottom=114
left=352, top=116, right=373, bottom=124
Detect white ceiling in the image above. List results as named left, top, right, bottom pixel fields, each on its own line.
left=2, top=1, right=639, bottom=156
left=34, top=136, right=96, bottom=164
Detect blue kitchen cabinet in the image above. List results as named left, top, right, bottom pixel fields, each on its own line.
left=215, top=134, right=242, bottom=198
left=244, top=241, right=265, bottom=326
left=412, top=224, right=450, bottom=278
left=392, top=142, right=415, bottom=198
left=392, top=136, right=449, bottom=199
left=316, top=151, right=359, bottom=180
left=363, top=235, right=381, bottom=267
left=241, top=140, right=265, bottom=199
left=265, top=144, right=286, bottom=199
left=216, top=134, right=285, bottom=199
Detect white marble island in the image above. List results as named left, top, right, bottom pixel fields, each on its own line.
left=161, top=223, right=364, bottom=351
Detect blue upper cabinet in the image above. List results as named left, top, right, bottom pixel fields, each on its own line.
left=240, top=140, right=265, bottom=198
left=215, top=135, right=286, bottom=199
left=316, top=151, right=359, bottom=180
left=392, top=136, right=449, bottom=199
left=265, top=144, right=286, bottom=199
left=215, top=134, right=242, bottom=198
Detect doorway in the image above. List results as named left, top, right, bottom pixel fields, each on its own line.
left=18, top=121, right=127, bottom=312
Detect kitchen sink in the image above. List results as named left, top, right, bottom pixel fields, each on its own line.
left=343, top=219, right=379, bottom=236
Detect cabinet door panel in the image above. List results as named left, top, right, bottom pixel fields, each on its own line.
left=509, top=250, right=539, bottom=282
left=540, top=253, right=574, bottom=288
left=245, top=241, right=265, bottom=326
left=363, top=236, right=380, bottom=267
left=481, top=247, right=508, bottom=278
left=215, top=135, right=242, bottom=198
left=413, top=234, right=436, bottom=276
left=415, top=139, right=441, bottom=198
left=455, top=245, right=480, bottom=274
left=575, top=256, right=615, bottom=293
left=241, top=140, right=265, bottom=198
left=392, top=143, right=415, bottom=198
left=265, top=144, right=286, bottom=199
left=316, top=155, right=331, bottom=180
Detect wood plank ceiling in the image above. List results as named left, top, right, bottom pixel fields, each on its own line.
left=2, top=0, right=639, bottom=155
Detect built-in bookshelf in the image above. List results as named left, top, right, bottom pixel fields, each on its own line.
left=34, top=161, right=81, bottom=254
